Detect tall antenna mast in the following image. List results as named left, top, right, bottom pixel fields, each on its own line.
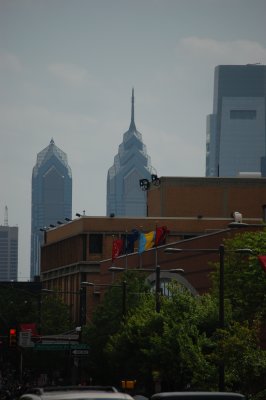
left=4, top=205, right=8, bottom=226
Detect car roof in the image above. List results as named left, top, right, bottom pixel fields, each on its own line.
left=151, top=393, right=245, bottom=400
left=20, top=387, right=134, bottom=400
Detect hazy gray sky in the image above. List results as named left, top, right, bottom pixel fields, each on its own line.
left=1, top=0, right=266, bottom=280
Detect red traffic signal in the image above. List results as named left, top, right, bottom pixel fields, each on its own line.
left=9, top=328, right=17, bottom=347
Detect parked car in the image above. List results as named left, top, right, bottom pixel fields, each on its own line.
left=151, top=392, right=245, bottom=400
left=19, top=386, right=134, bottom=400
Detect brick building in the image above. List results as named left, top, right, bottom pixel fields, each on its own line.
left=40, top=176, right=266, bottom=324
left=147, top=176, right=266, bottom=220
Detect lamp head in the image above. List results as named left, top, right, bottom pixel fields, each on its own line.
left=109, top=266, right=125, bottom=272
left=164, top=248, right=183, bottom=253
left=81, top=281, right=94, bottom=286
left=139, top=179, right=150, bottom=191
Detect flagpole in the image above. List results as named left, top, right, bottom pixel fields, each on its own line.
left=125, top=229, right=128, bottom=270
left=139, top=225, right=143, bottom=268
left=155, top=222, right=158, bottom=269
left=111, top=234, right=115, bottom=282
left=111, top=234, right=115, bottom=267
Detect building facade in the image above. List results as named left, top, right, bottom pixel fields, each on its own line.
left=206, top=64, right=266, bottom=177
left=40, top=215, right=264, bottom=325
left=40, top=175, right=266, bottom=324
left=31, top=139, right=72, bottom=280
left=0, top=225, right=18, bottom=281
left=40, top=215, right=230, bottom=324
left=147, top=176, right=266, bottom=222
left=106, top=89, right=155, bottom=217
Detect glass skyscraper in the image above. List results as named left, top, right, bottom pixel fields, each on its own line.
left=206, top=65, right=266, bottom=177
left=106, top=89, right=155, bottom=217
left=31, top=139, right=72, bottom=279
left=0, top=225, right=18, bottom=281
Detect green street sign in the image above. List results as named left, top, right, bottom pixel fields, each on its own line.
left=34, top=343, right=89, bottom=351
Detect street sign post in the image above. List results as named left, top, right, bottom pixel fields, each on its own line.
left=19, top=332, right=34, bottom=348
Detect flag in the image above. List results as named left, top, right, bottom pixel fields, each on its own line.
left=138, top=231, right=155, bottom=254
left=155, top=226, right=170, bottom=246
left=258, top=255, right=266, bottom=272
left=125, top=229, right=139, bottom=253
left=112, top=239, right=124, bottom=261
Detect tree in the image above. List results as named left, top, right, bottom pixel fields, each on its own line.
left=0, top=284, right=73, bottom=338
left=210, top=230, right=266, bottom=322
left=106, top=283, right=217, bottom=393
left=82, top=233, right=266, bottom=397
left=40, top=293, right=73, bottom=335
left=209, top=321, right=266, bottom=398
left=0, top=284, right=41, bottom=333
left=81, top=271, right=151, bottom=384
left=208, top=230, right=266, bottom=397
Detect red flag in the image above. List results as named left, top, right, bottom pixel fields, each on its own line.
left=112, top=239, right=124, bottom=261
left=258, top=255, right=266, bottom=272
left=155, top=226, right=169, bottom=246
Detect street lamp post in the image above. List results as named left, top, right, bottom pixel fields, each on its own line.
left=164, top=244, right=253, bottom=392
left=155, top=265, right=161, bottom=313
left=109, top=265, right=184, bottom=313
left=218, top=244, right=225, bottom=392
left=219, top=245, right=225, bottom=330
left=79, top=286, right=87, bottom=327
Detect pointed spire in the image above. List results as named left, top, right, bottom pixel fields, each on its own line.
left=50, top=138, right=55, bottom=145
left=129, top=87, right=136, bottom=130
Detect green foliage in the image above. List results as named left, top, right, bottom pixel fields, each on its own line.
left=209, top=320, right=266, bottom=397
left=81, top=271, right=151, bottom=384
left=106, top=283, right=217, bottom=391
left=0, top=285, right=40, bottom=330
left=81, top=233, right=266, bottom=396
left=211, top=230, right=266, bottom=322
left=0, top=285, right=73, bottom=335
left=207, top=230, right=266, bottom=397
left=40, top=294, right=73, bottom=335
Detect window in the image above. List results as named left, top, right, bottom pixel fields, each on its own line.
left=0, top=231, right=8, bottom=238
left=89, top=234, right=103, bottom=254
left=230, top=110, right=256, bottom=120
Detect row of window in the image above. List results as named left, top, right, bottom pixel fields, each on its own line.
left=230, top=110, right=256, bottom=119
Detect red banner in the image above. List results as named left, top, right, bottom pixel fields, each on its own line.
left=112, top=239, right=124, bottom=261
left=20, top=323, right=38, bottom=336
left=258, top=255, right=266, bottom=272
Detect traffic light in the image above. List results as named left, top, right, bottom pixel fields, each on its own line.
left=9, top=328, right=17, bottom=347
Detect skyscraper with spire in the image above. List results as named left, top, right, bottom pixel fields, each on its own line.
left=31, top=139, right=72, bottom=279
left=106, top=89, right=155, bottom=217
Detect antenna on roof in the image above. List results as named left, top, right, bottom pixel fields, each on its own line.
left=4, top=206, right=8, bottom=226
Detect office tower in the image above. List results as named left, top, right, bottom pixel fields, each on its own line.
left=107, top=89, right=155, bottom=217
left=206, top=65, right=266, bottom=177
left=0, top=210, right=18, bottom=281
left=31, top=139, right=72, bottom=279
